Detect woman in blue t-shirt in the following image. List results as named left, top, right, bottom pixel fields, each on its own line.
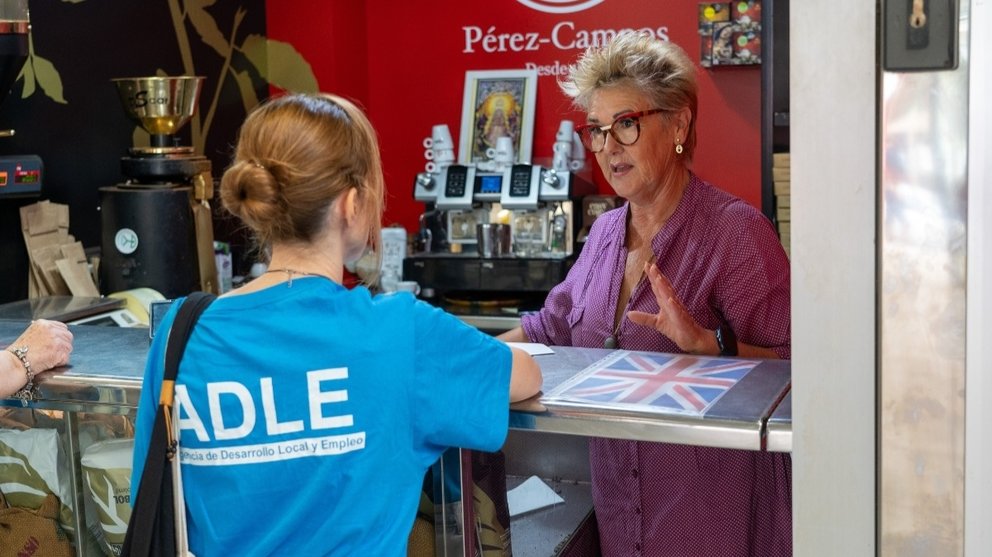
left=131, top=93, right=542, bottom=556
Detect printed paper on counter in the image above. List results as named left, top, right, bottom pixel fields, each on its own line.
left=543, top=350, right=759, bottom=417
left=507, top=342, right=554, bottom=356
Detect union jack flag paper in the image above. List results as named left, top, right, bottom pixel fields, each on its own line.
left=544, top=351, right=759, bottom=417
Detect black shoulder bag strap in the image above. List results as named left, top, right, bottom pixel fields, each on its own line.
left=122, top=291, right=216, bottom=557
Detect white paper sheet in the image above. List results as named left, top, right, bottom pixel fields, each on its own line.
left=507, top=475, right=565, bottom=517
left=506, top=342, right=554, bottom=356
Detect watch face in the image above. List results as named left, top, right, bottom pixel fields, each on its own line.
left=717, top=324, right=738, bottom=356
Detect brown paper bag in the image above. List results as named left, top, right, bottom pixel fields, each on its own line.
left=0, top=491, right=74, bottom=557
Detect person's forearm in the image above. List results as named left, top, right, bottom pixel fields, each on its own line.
left=508, top=347, right=542, bottom=402
left=498, top=326, right=530, bottom=343
left=0, top=351, right=28, bottom=398
left=687, top=328, right=781, bottom=359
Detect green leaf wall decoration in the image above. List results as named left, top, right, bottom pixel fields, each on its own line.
left=18, top=31, right=67, bottom=104
left=15, top=1, right=319, bottom=153
left=241, top=34, right=319, bottom=93
left=187, top=0, right=229, bottom=58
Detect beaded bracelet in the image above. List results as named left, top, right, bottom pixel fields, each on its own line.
left=8, top=346, right=37, bottom=402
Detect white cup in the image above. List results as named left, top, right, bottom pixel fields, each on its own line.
left=571, top=131, right=585, bottom=157
left=495, top=136, right=514, bottom=165
left=396, top=280, right=421, bottom=296
left=432, top=124, right=454, bottom=151
left=435, top=149, right=455, bottom=165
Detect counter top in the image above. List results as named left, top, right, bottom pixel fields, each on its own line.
left=1, top=321, right=792, bottom=451
left=510, top=346, right=791, bottom=451
left=0, top=320, right=147, bottom=413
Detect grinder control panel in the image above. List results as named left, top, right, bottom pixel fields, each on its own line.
left=0, top=155, right=43, bottom=198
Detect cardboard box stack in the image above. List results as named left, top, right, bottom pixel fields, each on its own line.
left=773, top=152, right=790, bottom=255
left=19, top=200, right=100, bottom=298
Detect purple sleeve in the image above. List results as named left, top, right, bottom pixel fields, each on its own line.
left=520, top=262, right=579, bottom=346
left=714, top=210, right=792, bottom=359
left=521, top=211, right=614, bottom=346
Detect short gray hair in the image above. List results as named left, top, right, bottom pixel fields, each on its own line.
left=561, top=32, right=698, bottom=159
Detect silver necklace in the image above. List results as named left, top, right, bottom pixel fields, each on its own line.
left=262, top=268, right=331, bottom=287
left=605, top=254, right=655, bottom=349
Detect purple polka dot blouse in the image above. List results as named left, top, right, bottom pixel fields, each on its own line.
left=522, top=174, right=792, bottom=556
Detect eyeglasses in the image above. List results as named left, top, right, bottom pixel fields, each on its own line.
left=575, top=109, right=666, bottom=153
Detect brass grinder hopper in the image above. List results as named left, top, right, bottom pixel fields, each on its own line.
left=111, top=76, right=204, bottom=150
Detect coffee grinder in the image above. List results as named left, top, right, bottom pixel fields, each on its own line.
left=100, top=76, right=217, bottom=298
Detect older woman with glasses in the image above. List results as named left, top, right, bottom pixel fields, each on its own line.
left=501, top=33, right=791, bottom=556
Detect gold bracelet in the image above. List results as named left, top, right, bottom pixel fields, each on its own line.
left=8, top=346, right=37, bottom=403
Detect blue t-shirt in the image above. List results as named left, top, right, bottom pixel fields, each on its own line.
left=131, top=278, right=512, bottom=556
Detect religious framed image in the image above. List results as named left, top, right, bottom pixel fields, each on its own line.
left=458, top=69, right=538, bottom=164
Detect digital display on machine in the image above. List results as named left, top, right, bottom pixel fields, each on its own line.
left=0, top=172, right=7, bottom=186
left=477, top=174, right=502, bottom=194
left=15, top=169, right=40, bottom=184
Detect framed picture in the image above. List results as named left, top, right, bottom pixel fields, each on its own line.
left=458, top=69, right=538, bottom=164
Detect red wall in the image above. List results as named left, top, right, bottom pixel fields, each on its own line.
left=267, top=1, right=761, bottom=233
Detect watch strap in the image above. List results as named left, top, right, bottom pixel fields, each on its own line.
left=715, top=323, right=738, bottom=357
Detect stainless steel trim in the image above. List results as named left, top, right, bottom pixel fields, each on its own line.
left=455, top=314, right=520, bottom=332
left=432, top=448, right=465, bottom=557
left=765, top=392, right=792, bottom=453
left=512, top=411, right=765, bottom=451
left=965, top=0, right=992, bottom=552
left=879, top=3, right=970, bottom=553
left=64, top=411, right=86, bottom=557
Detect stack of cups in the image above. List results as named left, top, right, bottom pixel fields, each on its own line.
left=423, top=124, right=456, bottom=175
left=494, top=136, right=514, bottom=169
left=483, top=136, right=515, bottom=172
left=553, top=120, right=585, bottom=172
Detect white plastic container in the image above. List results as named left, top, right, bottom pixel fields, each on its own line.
left=380, top=227, right=407, bottom=292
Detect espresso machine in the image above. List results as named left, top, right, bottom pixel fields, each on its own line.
left=0, top=2, right=43, bottom=200
left=100, top=76, right=217, bottom=298
left=405, top=161, right=594, bottom=330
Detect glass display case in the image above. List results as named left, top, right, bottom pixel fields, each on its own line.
left=1, top=323, right=792, bottom=557
left=1, top=322, right=146, bottom=557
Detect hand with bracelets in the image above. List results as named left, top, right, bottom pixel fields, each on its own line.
left=2, top=319, right=74, bottom=400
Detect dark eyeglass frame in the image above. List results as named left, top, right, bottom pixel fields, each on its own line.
left=575, top=108, right=667, bottom=153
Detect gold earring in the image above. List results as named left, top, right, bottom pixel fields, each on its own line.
left=675, top=142, right=683, bottom=155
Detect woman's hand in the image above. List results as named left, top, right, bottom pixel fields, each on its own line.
left=11, top=319, right=74, bottom=372
left=627, top=262, right=713, bottom=354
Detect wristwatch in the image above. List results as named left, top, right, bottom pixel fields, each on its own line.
left=715, top=323, right=738, bottom=357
